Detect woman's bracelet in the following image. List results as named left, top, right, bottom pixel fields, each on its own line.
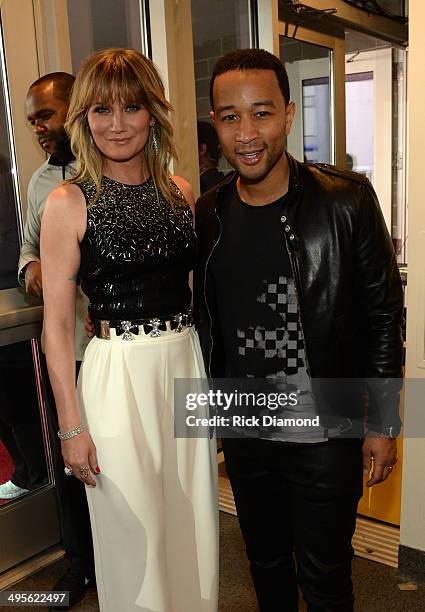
left=57, top=424, right=86, bottom=440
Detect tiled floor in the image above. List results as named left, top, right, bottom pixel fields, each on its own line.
left=3, top=512, right=425, bottom=611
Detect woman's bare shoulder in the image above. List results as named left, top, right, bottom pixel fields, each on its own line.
left=43, top=183, right=87, bottom=239
left=46, top=183, right=85, bottom=207
left=171, top=175, right=195, bottom=209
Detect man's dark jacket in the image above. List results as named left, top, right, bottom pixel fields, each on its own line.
left=194, top=154, right=404, bottom=436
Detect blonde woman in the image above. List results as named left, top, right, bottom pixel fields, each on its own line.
left=40, top=49, right=218, bottom=611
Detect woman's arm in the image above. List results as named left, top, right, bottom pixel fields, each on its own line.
left=172, top=175, right=195, bottom=217
left=40, top=184, right=98, bottom=485
left=172, top=176, right=196, bottom=297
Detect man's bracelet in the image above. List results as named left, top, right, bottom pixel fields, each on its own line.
left=57, top=424, right=86, bottom=440
left=366, top=427, right=399, bottom=439
left=18, top=264, right=29, bottom=284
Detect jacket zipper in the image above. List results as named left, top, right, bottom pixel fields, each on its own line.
left=283, top=233, right=313, bottom=378
left=204, top=207, right=223, bottom=378
left=284, top=233, right=352, bottom=434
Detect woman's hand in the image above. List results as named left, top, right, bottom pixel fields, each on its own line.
left=61, top=431, right=100, bottom=487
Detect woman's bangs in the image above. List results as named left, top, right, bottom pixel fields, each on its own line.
left=89, top=62, right=147, bottom=107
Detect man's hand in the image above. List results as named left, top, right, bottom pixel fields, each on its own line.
left=24, top=261, right=43, bottom=298
left=85, top=311, right=95, bottom=338
left=362, top=434, right=397, bottom=487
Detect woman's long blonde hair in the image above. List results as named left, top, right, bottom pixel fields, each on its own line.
left=66, top=48, right=179, bottom=205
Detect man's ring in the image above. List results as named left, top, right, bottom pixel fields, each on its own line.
left=79, top=466, right=90, bottom=480
left=64, top=466, right=73, bottom=477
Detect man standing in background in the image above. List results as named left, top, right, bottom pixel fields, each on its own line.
left=18, top=73, right=94, bottom=610
left=197, top=120, right=225, bottom=193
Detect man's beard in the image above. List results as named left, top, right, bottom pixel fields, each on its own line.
left=50, top=134, right=73, bottom=161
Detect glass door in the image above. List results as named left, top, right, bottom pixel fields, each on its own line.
left=0, top=14, right=61, bottom=575
left=278, top=20, right=346, bottom=167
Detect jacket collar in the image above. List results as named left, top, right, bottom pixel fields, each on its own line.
left=48, top=154, right=75, bottom=167
left=286, top=151, right=301, bottom=190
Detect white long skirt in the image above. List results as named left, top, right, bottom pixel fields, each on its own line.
left=77, top=327, right=218, bottom=612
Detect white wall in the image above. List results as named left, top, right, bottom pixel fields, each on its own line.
left=400, top=2, right=425, bottom=553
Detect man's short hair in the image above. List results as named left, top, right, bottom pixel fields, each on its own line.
left=197, top=121, right=221, bottom=163
left=210, top=48, right=290, bottom=108
left=28, top=72, right=75, bottom=105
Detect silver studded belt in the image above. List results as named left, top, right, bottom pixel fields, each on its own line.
left=94, top=311, right=193, bottom=341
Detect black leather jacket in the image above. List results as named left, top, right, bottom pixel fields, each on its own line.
left=194, top=154, right=404, bottom=436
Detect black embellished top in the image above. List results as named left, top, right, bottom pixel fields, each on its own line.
left=78, top=176, right=195, bottom=320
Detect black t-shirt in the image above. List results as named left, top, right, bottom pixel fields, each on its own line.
left=208, top=186, right=346, bottom=442
left=209, top=187, right=306, bottom=379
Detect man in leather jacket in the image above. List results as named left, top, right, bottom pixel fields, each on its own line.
left=194, top=49, right=403, bottom=612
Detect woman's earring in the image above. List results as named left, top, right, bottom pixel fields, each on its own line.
left=151, top=126, right=158, bottom=155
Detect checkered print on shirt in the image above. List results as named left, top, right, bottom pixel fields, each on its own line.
left=236, top=275, right=306, bottom=375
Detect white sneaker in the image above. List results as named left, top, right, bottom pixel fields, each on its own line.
left=0, top=480, right=29, bottom=499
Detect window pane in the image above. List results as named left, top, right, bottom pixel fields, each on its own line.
left=0, top=19, right=20, bottom=290
left=192, top=0, right=251, bottom=122
left=345, top=30, right=395, bottom=237
left=278, top=0, right=407, bottom=20
left=345, top=29, right=407, bottom=262
left=340, top=0, right=406, bottom=18
left=67, top=0, right=146, bottom=73
left=345, top=72, right=374, bottom=180
left=280, top=37, right=332, bottom=164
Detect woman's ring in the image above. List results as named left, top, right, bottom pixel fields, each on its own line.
left=64, top=466, right=73, bottom=477
left=79, top=466, right=90, bottom=480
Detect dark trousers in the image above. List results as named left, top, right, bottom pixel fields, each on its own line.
left=0, top=342, right=47, bottom=489
left=222, top=436, right=363, bottom=612
left=42, top=359, right=95, bottom=577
